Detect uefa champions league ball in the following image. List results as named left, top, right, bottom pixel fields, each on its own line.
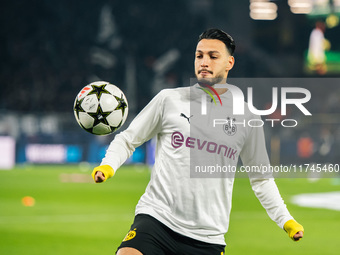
left=73, top=81, right=128, bottom=135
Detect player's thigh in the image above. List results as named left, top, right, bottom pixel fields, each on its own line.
left=116, top=214, right=173, bottom=255
left=177, top=234, right=225, bottom=255
left=117, top=247, right=143, bottom=255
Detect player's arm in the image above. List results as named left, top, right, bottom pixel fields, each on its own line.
left=248, top=174, right=304, bottom=241
left=91, top=90, right=165, bottom=183
left=240, top=115, right=304, bottom=241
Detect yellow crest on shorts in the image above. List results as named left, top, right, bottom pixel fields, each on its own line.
left=123, top=228, right=137, bottom=242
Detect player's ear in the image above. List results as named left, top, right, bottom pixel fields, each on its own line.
left=226, top=56, right=235, bottom=71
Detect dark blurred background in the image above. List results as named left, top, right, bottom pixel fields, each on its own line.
left=0, top=0, right=339, bottom=167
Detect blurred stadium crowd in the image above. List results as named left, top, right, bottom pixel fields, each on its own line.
left=0, top=0, right=339, bottom=166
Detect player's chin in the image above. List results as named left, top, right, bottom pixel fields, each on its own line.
left=197, top=77, right=219, bottom=86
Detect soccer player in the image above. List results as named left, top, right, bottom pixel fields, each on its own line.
left=92, top=28, right=304, bottom=255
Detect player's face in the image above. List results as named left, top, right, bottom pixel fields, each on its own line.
left=195, top=39, right=234, bottom=85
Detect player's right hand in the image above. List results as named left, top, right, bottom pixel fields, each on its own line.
left=91, top=165, right=115, bottom=183
left=94, top=171, right=105, bottom=183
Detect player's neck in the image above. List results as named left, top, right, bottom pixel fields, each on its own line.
left=213, top=78, right=228, bottom=95
left=214, top=87, right=228, bottom=95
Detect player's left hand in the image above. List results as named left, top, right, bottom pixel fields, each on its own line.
left=293, top=231, right=304, bottom=241
left=284, top=219, right=304, bottom=241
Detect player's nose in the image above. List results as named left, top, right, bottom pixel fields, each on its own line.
left=200, top=56, right=210, bottom=67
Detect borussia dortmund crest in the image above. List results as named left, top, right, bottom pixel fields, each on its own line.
left=123, top=228, right=137, bottom=242
left=223, top=117, right=237, bottom=136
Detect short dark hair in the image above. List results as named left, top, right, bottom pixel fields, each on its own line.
left=198, top=28, right=235, bottom=56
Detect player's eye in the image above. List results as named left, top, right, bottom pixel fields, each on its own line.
left=210, top=55, right=218, bottom=59
left=196, top=54, right=203, bottom=59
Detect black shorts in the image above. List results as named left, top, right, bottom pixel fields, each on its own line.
left=116, top=214, right=225, bottom=255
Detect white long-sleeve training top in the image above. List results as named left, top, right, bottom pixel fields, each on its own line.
left=101, top=84, right=293, bottom=245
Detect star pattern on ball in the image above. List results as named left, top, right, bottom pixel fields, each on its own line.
left=74, top=82, right=128, bottom=135
left=115, top=93, right=128, bottom=115
left=87, top=84, right=111, bottom=99
left=87, top=104, right=111, bottom=127
left=74, top=98, right=85, bottom=118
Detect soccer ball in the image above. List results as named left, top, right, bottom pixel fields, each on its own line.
left=73, top=81, right=128, bottom=135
